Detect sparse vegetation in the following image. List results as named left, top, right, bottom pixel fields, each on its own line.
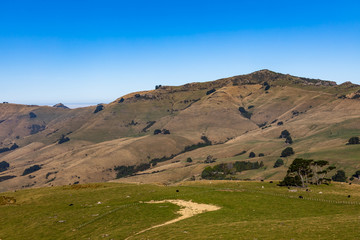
left=22, top=165, right=41, bottom=176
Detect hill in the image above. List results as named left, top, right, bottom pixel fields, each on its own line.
left=0, top=70, right=359, bottom=192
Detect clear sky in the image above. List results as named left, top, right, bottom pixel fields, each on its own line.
left=1, top=0, right=360, bottom=106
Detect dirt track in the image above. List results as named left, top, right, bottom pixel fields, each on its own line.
left=125, top=199, right=220, bottom=239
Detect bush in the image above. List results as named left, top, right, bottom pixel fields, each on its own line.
left=273, top=159, right=284, bottom=168
left=58, top=135, right=70, bottom=144
left=280, top=147, right=294, bottom=157
left=162, top=129, right=170, bottom=134
left=94, top=104, right=104, bottom=113
left=22, top=165, right=41, bottom=176
left=238, top=107, right=252, bottom=119
left=332, top=170, right=347, bottom=182
left=249, top=152, right=256, bottom=158
left=0, top=161, right=10, bottom=172
left=206, top=88, right=216, bottom=95
left=347, top=137, right=359, bottom=145
left=279, top=130, right=290, bottom=138
left=155, top=85, right=162, bottom=89
left=277, top=121, right=283, bottom=126
left=153, top=129, right=162, bottom=135
left=352, top=170, right=360, bottom=179
left=186, top=157, right=193, bottom=163
left=29, top=112, right=37, bottom=118
left=285, top=136, right=293, bottom=144
left=258, top=153, right=265, bottom=157
left=118, top=98, right=125, bottom=103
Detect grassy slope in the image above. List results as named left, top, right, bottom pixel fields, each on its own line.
left=1, top=182, right=360, bottom=239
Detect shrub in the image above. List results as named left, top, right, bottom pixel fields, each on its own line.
left=247, top=105, right=254, bottom=109
left=258, top=153, right=265, bottom=157
left=280, top=147, right=294, bottom=157
left=279, top=130, right=290, bottom=138
left=204, top=155, right=216, bottom=163
left=238, top=107, right=252, bottom=119
left=162, top=129, right=170, bottom=134
left=277, top=121, right=283, bottom=126
left=186, top=157, right=193, bottom=163
left=118, top=98, right=125, bottom=103
left=153, top=129, right=162, bottom=135
left=58, top=135, right=70, bottom=144
left=155, top=85, right=162, bottom=89
left=94, top=104, right=104, bottom=113
left=249, top=152, right=256, bottom=158
left=285, top=136, right=293, bottom=144
left=273, top=159, right=284, bottom=168
left=0, top=161, right=10, bottom=172
left=22, top=165, right=41, bottom=176
left=206, top=88, right=216, bottom=95
left=332, top=170, right=347, bottom=182
left=234, top=150, right=246, bottom=156
left=29, top=112, right=37, bottom=118
left=347, top=137, right=359, bottom=145
left=352, top=170, right=360, bottom=179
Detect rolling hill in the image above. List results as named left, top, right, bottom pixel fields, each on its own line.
left=1, top=69, right=360, bottom=192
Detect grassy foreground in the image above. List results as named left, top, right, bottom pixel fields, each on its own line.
left=1, top=181, right=360, bottom=240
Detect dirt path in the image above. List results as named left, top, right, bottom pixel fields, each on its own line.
left=125, top=199, right=220, bottom=239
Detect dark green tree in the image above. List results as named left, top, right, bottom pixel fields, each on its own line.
left=273, top=159, right=284, bottom=168
left=347, top=137, right=359, bottom=145
left=186, top=157, right=193, bottom=163
left=332, top=170, right=347, bottom=182
left=280, top=147, right=294, bottom=157
left=281, top=158, right=313, bottom=187
left=249, top=152, right=256, bottom=158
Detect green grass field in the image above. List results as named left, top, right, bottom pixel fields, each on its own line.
left=1, top=181, right=360, bottom=240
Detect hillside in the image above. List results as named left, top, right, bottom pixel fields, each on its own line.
left=0, top=70, right=360, bottom=192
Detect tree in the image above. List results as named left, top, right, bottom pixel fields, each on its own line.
left=280, top=147, right=294, bottom=157
left=352, top=170, right=360, bottom=179
left=29, top=112, right=37, bottom=118
left=281, top=158, right=313, bottom=187
left=285, top=136, right=293, bottom=144
left=186, top=157, right=193, bottom=163
left=153, top=129, right=162, bottom=135
left=332, top=170, right=347, bottom=182
left=249, top=152, right=256, bottom=158
left=94, top=104, right=104, bottom=113
left=206, top=88, right=216, bottom=95
left=279, top=130, right=290, bottom=138
left=258, top=153, right=265, bottom=157
left=310, top=160, right=335, bottom=185
left=0, top=161, right=9, bottom=172
left=273, top=159, right=284, bottom=168
left=347, top=137, right=359, bottom=145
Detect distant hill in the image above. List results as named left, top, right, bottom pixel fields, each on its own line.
left=0, top=70, right=359, bottom=192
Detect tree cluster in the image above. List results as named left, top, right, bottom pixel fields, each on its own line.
left=279, top=130, right=293, bottom=144
left=201, top=161, right=263, bottom=180
left=0, top=143, right=19, bottom=154
left=279, top=158, right=335, bottom=187
left=114, top=163, right=151, bottom=178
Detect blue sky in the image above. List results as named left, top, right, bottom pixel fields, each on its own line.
left=1, top=0, right=360, bottom=106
